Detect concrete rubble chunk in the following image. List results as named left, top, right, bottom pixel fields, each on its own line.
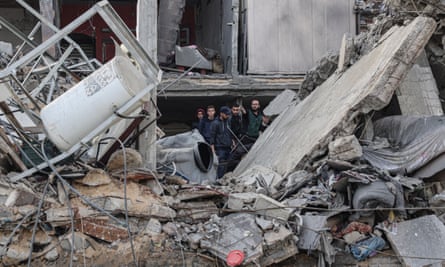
left=228, top=192, right=260, bottom=210
left=75, top=168, right=111, bottom=186
left=175, top=201, right=218, bottom=222
left=237, top=165, right=285, bottom=195
left=253, top=194, right=292, bottom=221
left=106, top=148, right=143, bottom=172
left=385, top=215, right=445, bottom=267
left=60, top=232, right=96, bottom=251
left=228, top=192, right=292, bottom=220
left=200, top=213, right=263, bottom=264
left=144, top=218, right=162, bottom=236
left=261, top=225, right=299, bottom=266
left=162, top=222, right=178, bottom=236
left=255, top=216, right=274, bottom=231
left=263, top=89, right=299, bottom=118
left=234, top=16, right=437, bottom=176
left=328, top=135, right=363, bottom=162
left=44, top=247, right=59, bottom=261
left=5, top=189, right=39, bottom=207
left=4, top=244, right=29, bottom=265
left=396, top=50, right=443, bottom=116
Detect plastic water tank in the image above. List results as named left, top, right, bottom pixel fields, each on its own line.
left=40, top=56, right=148, bottom=152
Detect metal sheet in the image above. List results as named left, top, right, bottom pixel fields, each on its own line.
left=246, top=0, right=355, bottom=74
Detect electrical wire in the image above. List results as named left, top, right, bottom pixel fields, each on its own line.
left=99, top=136, right=138, bottom=267
left=27, top=173, right=50, bottom=267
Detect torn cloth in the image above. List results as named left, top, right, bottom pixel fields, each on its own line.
left=362, top=115, right=445, bottom=175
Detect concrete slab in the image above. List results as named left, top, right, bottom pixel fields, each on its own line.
left=385, top=215, right=445, bottom=267
left=234, top=17, right=436, bottom=176
left=396, top=50, right=443, bottom=116
left=263, top=89, right=299, bottom=118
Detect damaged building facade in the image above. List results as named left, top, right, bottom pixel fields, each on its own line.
left=1, top=0, right=445, bottom=266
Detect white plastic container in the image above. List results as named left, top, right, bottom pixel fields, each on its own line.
left=40, top=56, right=148, bottom=152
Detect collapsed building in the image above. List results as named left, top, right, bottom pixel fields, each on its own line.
left=1, top=0, right=445, bottom=266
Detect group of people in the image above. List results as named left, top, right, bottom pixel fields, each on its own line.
left=192, top=99, right=270, bottom=178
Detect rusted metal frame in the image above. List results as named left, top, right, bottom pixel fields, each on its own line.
left=10, top=83, right=156, bottom=182
left=16, top=0, right=95, bottom=72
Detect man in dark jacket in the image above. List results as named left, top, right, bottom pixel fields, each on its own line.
left=198, top=105, right=216, bottom=143
left=209, top=106, right=232, bottom=178
left=228, top=104, right=244, bottom=138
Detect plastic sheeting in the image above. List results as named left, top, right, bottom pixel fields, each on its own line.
left=156, top=130, right=218, bottom=184
left=362, top=115, right=445, bottom=175
left=352, top=181, right=395, bottom=217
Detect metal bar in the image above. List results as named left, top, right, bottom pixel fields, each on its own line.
left=0, top=17, right=81, bottom=83
left=16, top=0, right=95, bottom=71
left=96, top=1, right=162, bottom=83
left=22, top=54, right=44, bottom=86
left=8, top=22, right=41, bottom=66
left=0, top=4, right=97, bottom=78
left=6, top=76, right=42, bottom=126
left=31, top=45, right=74, bottom=99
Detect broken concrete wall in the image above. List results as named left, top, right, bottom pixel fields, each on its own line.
left=234, top=16, right=436, bottom=176
left=396, top=50, right=443, bottom=116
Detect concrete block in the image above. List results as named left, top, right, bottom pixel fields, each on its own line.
left=253, top=194, right=292, bottom=221
left=144, top=218, right=162, bottom=236
left=328, top=135, right=363, bottom=161
left=227, top=192, right=258, bottom=210
left=385, top=215, right=445, bottom=267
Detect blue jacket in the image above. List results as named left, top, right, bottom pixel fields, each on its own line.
left=199, top=117, right=215, bottom=143
left=209, top=117, right=232, bottom=149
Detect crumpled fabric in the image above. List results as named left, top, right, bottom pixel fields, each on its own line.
left=338, top=222, right=372, bottom=238
left=362, top=115, right=445, bottom=175
left=350, top=236, right=386, bottom=261
left=353, top=180, right=395, bottom=217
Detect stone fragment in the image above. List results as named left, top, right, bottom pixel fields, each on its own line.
left=76, top=168, right=111, bottom=186
left=106, top=148, right=143, bottom=172
left=144, top=218, right=162, bottom=236
left=328, top=135, right=362, bottom=161
left=44, top=248, right=59, bottom=261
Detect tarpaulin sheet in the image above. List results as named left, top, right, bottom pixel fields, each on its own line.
left=362, top=115, right=445, bottom=175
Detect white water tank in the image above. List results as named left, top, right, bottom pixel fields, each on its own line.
left=41, top=56, right=148, bottom=152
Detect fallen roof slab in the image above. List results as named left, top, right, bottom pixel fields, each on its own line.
left=234, top=16, right=436, bottom=176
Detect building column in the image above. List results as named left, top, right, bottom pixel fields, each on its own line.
left=137, top=0, right=158, bottom=169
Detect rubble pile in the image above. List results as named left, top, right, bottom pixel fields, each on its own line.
left=1, top=1, right=445, bottom=267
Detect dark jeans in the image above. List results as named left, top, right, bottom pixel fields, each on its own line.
left=215, top=147, right=230, bottom=178
left=226, top=135, right=256, bottom=172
